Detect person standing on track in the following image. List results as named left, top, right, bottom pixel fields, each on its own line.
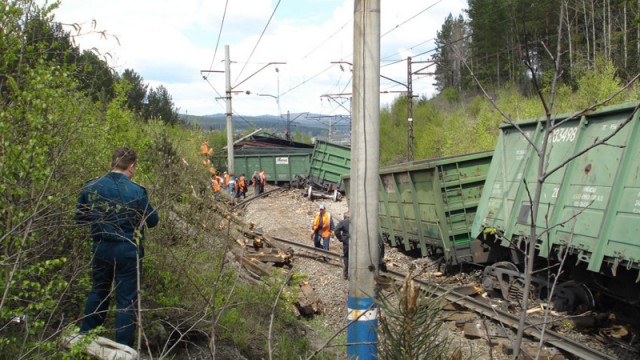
left=251, top=171, right=261, bottom=196
left=227, top=173, right=236, bottom=197
left=259, top=170, right=266, bottom=194
left=311, top=204, right=334, bottom=251
left=334, top=211, right=350, bottom=280
left=235, top=173, right=247, bottom=200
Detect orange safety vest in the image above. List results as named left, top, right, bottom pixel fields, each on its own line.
left=201, top=142, right=210, bottom=155
left=260, top=172, right=266, bottom=185
left=224, top=174, right=230, bottom=185
left=238, top=176, right=246, bottom=188
left=211, top=177, right=220, bottom=192
left=313, top=212, right=332, bottom=238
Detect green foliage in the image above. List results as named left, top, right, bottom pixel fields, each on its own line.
left=433, top=14, right=470, bottom=92
left=74, top=50, right=116, bottom=102
left=120, top=68, right=148, bottom=115
left=574, top=57, right=623, bottom=108
left=145, top=85, right=180, bottom=125
left=292, top=129, right=313, bottom=144
left=377, top=277, right=451, bottom=360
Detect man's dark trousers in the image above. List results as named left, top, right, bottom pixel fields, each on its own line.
left=81, top=241, right=140, bottom=347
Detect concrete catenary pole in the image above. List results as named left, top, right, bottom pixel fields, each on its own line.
left=347, top=1, right=380, bottom=359
left=225, top=45, right=235, bottom=174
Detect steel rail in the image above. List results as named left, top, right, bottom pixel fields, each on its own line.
left=264, top=233, right=615, bottom=360
left=231, top=187, right=286, bottom=211
left=404, top=272, right=614, bottom=360
left=254, top=230, right=343, bottom=260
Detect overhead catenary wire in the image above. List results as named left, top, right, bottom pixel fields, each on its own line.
left=205, top=0, right=230, bottom=77
left=380, top=0, right=515, bottom=66
left=234, top=0, right=282, bottom=85
left=302, top=19, right=352, bottom=60
left=201, top=76, right=255, bottom=128
left=280, top=0, right=446, bottom=102
left=380, top=0, right=443, bottom=38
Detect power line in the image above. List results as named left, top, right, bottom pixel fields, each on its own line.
left=279, top=1, right=445, bottom=100
left=381, top=0, right=443, bottom=38
left=234, top=0, right=282, bottom=84
left=302, top=19, right=352, bottom=60
left=201, top=76, right=227, bottom=112
left=380, top=1, right=514, bottom=66
left=205, top=0, right=230, bottom=76
left=279, top=62, right=336, bottom=97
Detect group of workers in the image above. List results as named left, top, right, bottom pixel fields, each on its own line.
left=210, top=170, right=267, bottom=203
left=200, top=140, right=268, bottom=203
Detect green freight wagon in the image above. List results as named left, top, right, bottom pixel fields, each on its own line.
left=343, top=151, right=493, bottom=262
left=308, top=139, right=351, bottom=192
left=233, top=148, right=313, bottom=184
left=471, top=102, right=640, bottom=303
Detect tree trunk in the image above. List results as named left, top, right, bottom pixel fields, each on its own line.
left=602, top=0, right=607, bottom=58
left=592, top=0, right=596, bottom=67
left=607, top=0, right=611, bottom=59
left=565, top=1, right=573, bottom=77
left=624, top=3, right=628, bottom=68
left=583, top=0, right=591, bottom=67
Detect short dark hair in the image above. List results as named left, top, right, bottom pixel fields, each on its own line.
left=111, top=147, right=137, bottom=170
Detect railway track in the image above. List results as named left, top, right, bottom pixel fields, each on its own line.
left=260, top=231, right=616, bottom=360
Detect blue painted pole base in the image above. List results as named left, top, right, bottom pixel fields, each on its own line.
left=347, top=296, right=377, bottom=359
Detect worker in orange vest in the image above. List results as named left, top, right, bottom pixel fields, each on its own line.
left=201, top=140, right=213, bottom=156
left=311, top=204, right=334, bottom=250
left=211, top=173, right=221, bottom=200
left=259, top=170, right=267, bottom=194
left=235, top=174, right=247, bottom=200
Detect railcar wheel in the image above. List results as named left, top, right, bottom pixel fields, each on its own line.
left=552, top=281, right=595, bottom=313
left=481, top=261, right=520, bottom=301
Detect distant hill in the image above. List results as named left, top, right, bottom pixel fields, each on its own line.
left=181, top=113, right=348, bottom=137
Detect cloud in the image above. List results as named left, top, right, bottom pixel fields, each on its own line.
left=48, top=0, right=466, bottom=116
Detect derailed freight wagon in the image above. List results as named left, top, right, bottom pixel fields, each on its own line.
left=229, top=130, right=314, bottom=184
left=234, top=148, right=313, bottom=184
left=343, top=151, right=493, bottom=262
left=471, top=102, right=640, bottom=307
left=307, top=139, right=351, bottom=190
left=301, top=139, right=351, bottom=200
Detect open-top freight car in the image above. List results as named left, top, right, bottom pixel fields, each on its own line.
left=343, top=151, right=493, bottom=263
left=228, top=129, right=315, bottom=185
left=233, top=147, right=313, bottom=185
left=307, top=139, right=351, bottom=191
left=471, top=102, right=640, bottom=308
left=297, top=139, right=351, bottom=201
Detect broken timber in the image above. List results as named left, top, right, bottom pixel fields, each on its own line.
left=237, top=227, right=294, bottom=268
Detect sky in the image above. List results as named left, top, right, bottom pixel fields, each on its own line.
left=46, top=0, right=468, bottom=117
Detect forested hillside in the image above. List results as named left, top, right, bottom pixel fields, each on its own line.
left=380, top=0, right=640, bottom=165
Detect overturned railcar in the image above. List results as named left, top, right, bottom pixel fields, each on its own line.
left=344, top=151, right=493, bottom=261
left=307, top=139, right=351, bottom=192
left=471, top=102, right=640, bottom=305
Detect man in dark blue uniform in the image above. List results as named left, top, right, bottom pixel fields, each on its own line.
left=334, top=211, right=350, bottom=280
left=76, top=147, right=159, bottom=347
